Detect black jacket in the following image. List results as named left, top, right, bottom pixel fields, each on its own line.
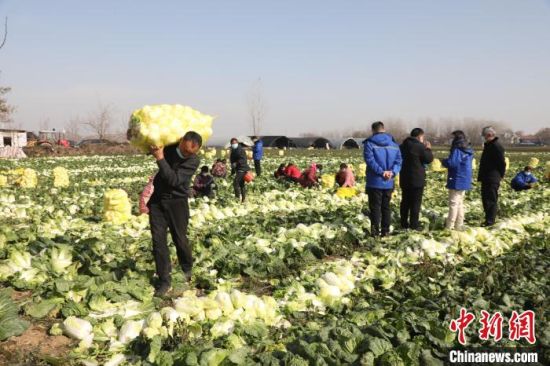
left=230, top=145, right=250, bottom=173
left=150, top=144, right=200, bottom=202
left=399, top=137, right=434, bottom=188
left=478, top=137, right=506, bottom=183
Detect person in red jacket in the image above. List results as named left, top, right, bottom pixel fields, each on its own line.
left=284, top=163, right=302, bottom=183
left=299, top=163, right=323, bottom=188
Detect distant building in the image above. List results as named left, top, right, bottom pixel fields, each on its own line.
left=0, top=128, right=27, bottom=147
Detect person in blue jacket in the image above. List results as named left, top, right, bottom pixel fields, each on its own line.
left=511, top=166, right=538, bottom=191
left=441, top=130, right=474, bottom=230
left=252, top=136, right=264, bottom=177
left=363, top=121, right=402, bottom=237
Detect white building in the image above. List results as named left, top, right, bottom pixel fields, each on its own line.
left=0, top=128, right=27, bottom=147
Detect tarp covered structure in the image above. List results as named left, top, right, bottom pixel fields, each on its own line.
left=290, top=137, right=333, bottom=149
left=257, top=136, right=294, bottom=148
left=333, top=137, right=365, bottom=149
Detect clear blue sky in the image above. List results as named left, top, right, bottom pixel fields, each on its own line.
left=1, top=0, right=549, bottom=138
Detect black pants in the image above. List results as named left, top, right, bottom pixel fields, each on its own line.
left=481, top=181, right=500, bottom=224
left=400, top=186, right=424, bottom=229
left=254, top=159, right=262, bottom=176
left=367, top=188, right=393, bottom=235
left=512, top=185, right=531, bottom=192
left=234, top=171, right=246, bottom=201
left=149, top=198, right=192, bottom=284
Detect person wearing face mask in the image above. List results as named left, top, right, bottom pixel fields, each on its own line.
left=148, top=131, right=202, bottom=297
left=191, top=166, right=215, bottom=198
left=229, top=137, right=250, bottom=202
left=511, top=166, right=538, bottom=191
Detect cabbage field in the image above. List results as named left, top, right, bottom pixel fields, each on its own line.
left=0, top=150, right=548, bottom=366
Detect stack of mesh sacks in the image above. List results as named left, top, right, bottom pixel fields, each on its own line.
left=335, top=187, right=358, bottom=198
left=127, top=104, right=213, bottom=152
left=103, top=189, right=132, bottom=224
left=53, top=167, right=70, bottom=187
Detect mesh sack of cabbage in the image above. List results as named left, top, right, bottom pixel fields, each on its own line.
left=335, top=187, right=358, bottom=198
left=321, top=174, right=335, bottom=189
left=128, top=104, right=213, bottom=152
left=53, top=166, right=70, bottom=187
left=16, top=168, right=38, bottom=188
left=430, top=158, right=445, bottom=172
left=103, top=189, right=132, bottom=224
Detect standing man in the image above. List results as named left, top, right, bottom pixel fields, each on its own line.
left=252, top=136, right=264, bottom=177
left=478, top=126, right=506, bottom=226
left=230, top=137, right=250, bottom=202
left=399, top=128, right=434, bottom=230
left=363, top=121, right=402, bottom=237
left=148, top=131, right=202, bottom=297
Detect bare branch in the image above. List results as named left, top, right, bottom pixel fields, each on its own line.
left=247, top=78, right=267, bottom=136
left=82, top=104, right=113, bottom=139
left=0, top=17, right=7, bottom=50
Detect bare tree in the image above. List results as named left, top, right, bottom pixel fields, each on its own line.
left=247, top=78, right=267, bottom=136
left=39, top=118, right=51, bottom=131
left=64, top=117, right=82, bottom=141
left=0, top=84, right=14, bottom=126
left=0, top=17, right=7, bottom=50
left=83, top=104, right=113, bottom=139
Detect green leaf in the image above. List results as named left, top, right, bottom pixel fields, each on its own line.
left=420, top=350, right=444, bottom=366
left=367, top=337, right=392, bottom=357
left=25, top=298, right=64, bottom=319
left=228, top=347, right=249, bottom=364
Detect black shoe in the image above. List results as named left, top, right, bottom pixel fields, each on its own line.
left=154, top=282, right=172, bottom=297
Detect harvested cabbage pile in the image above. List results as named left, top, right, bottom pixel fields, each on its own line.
left=128, top=104, right=213, bottom=152
left=321, top=174, right=335, bottom=188
left=335, top=187, right=358, bottom=198
left=53, top=166, right=70, bottom=187
left=430, top=158, right=445, bottom=172
left=16, top=168, right=37, bottom=188
left=103, top=189, right=132, bottom=224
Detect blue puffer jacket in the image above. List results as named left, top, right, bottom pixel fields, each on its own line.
left=511, top=171, right=537, bottom=189
left=363, top=133, right=402, bottom=189
left=252, top=140, right=264, bottom=160
left=442, top=142, right=474, bottom=190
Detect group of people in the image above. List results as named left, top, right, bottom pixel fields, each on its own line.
left=363, top=121, right=537, bottom=237
left=274, top=162, right=324, bottom=187
left=143, top=124, right=539, bottom=296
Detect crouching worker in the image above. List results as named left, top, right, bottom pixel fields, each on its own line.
left=335, top=163, right=355, bottom=187
left=211, top=158, right=227, bottom=178
left=284, top=162, right=302, bottom=183
left=191, top=166, right=215, bottom=198
left=300, top=163, right=323, bottom=188
left=274, top=163, right=286, bottom=179
left=148, top=131, right=202, bottom=297
left=511, top=166, right=538, bottom=191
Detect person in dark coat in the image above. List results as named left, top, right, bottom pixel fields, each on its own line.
left=229, top=137, right=250, bottom=202
left=148, top=131, right=202, bottom=296
left=511, top=166, right=537, bottom=191
left=399, top=128, right=434, bottom=230
left=442, top=130, right=474, bottom=230
left=252, top=136, right=264, bottom=177
left=478, top=126, right=506, bottom=226
left=363, top=121, right=403, bottom=237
